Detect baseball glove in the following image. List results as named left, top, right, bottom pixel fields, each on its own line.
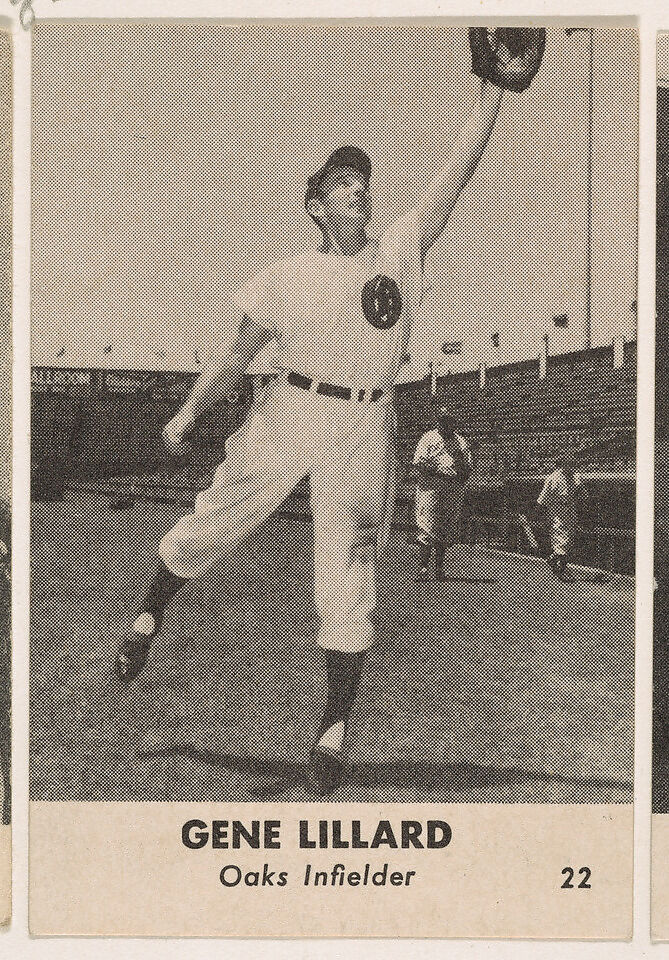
left=469, top=27, right=546, bottom=92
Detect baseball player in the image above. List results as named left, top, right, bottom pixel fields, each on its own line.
left=412, top=409, right=473, bottom=581
left=114, top=29, right=545, bottom=795
left=536, top=455, right=588, bottom=580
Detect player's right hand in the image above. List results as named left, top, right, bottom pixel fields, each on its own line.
left=162, top=414, right=193, bottom=457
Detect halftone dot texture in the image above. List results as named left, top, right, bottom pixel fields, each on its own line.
left=655, top=68, right=669, bottom=813
left=0, top=30, right=10, bottom=827
left=32, top=22, right=637, bottom=371
left=31, top=22, right=635, bottom=804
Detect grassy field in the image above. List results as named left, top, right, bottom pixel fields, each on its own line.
left=30, top=491, right=634, bottom=803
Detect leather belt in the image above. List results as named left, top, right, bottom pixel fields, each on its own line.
left=286, top=371, right=384, bottom=402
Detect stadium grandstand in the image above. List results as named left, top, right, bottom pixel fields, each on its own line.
left=31, top=337, right=636, bottom=576
left=654, top=78, right=669, bottom=811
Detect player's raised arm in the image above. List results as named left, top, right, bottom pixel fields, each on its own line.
left=162, top=315, right=272, bottom=455
left=416, top=27, right=545, bottom=257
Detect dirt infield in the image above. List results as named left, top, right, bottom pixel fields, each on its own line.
left=30, top=492, right=634, bottom=803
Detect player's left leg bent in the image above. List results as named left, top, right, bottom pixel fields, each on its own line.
left=115, top=386, right=311, bottom=682
left=158, top=387, right=311, bottom=578
left=114, top=562, right=188, bottom=683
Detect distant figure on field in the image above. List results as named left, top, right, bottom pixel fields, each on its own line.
left=412, top=408, right=473, bottom=581
left=536, top=456, right=588, bottom=580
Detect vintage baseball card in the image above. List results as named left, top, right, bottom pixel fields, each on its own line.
left=654, top=30, right=669, bottom=943
left=0, top=20, right=9, bottom=930
left=29, top=18, right=637, bottom=938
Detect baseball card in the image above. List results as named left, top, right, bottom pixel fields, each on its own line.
left=29, top=17, right=637, bottom=938
left=654, top=31, right=669, bottom=942
left=0, top=21, right=9, bottom=929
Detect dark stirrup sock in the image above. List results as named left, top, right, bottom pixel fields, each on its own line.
left=418, top=543, right=432, bottom=570
left=315, top=649, right=366, bottom=752
left=434, top=544, right=446, bottom=571
left=138, top=561, right=188, bottom=634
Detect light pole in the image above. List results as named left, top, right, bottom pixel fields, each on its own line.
left=566, top=27, right=594, bottom=351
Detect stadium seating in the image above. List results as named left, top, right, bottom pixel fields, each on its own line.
left=30, top=342, right=636, bottom=573
left=31, top=347, right=636, bottom=483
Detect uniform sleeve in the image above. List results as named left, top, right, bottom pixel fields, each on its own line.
left=231, top=267, right=277, bottom=337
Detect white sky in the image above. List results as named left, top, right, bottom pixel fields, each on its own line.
left=31, top=22, right=638, bottom=378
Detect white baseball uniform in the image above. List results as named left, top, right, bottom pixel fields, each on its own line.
left=412, top=429, right=472, bottom=546
left=159, top=211, right=424, bottom=653
left=537, top=468, right=586, bottom=557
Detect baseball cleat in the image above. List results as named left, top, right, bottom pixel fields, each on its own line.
left=113, top=613, right=156, bottom=683
left=547, top=555, right=568, bottom=581
left=416, top=566, right=430, bottom=583
left=305, top=746, right=346, bottom=797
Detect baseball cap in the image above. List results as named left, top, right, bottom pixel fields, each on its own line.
left=304, top=146, right=371, bottom=207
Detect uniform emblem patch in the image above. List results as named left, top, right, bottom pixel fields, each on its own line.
left=361, top=274, right=402, bottom=329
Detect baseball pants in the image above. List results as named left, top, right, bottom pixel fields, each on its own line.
left=414, top=480, right=465, bottom=547
left=549, top=517, right=574, bottom=557
left=159, top=378, right=397, bottom=653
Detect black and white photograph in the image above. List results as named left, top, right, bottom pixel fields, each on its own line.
left=653, top=29, right=669, bottom=940
left=29, top=19, right=637, bottom=937
left=0, top=22, right=10, bottom=926
left=654, top=35, right=668, bottom=813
